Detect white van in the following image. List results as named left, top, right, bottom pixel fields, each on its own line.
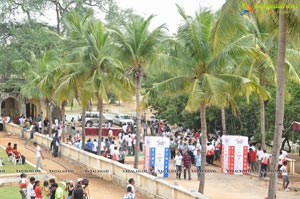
left=78, top=112, right=113, bottom=127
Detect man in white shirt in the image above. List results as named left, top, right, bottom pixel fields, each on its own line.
left=127, top=135, right=133, bottom=156
left=109, top=141, right=116, bottom=156
left=174, top=151, right=183, bottom=179
left=27, top=177, right=36, bottom=199
left=281, top=149, right=288, bottom=158
left=33, top=142, right=44, bottom=171
left=101, top=138, right=105, bottom=155
left=92, top=139, right=98, bottom=154
left=260, top=150, right=269, bottom=178
left=111, top=146, right=120, bottom=161
left=127, top=178, right=136, bottom=198
left=19, top=116, right=25, bottom=125
left=122, top=124, right=128, bottom=133
left=256, top=147, right=264, bottom=174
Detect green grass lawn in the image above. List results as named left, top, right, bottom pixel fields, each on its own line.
left=0, top=186, right=20, bottom=199
left=0, top=147, right=35, bottom=174
left=0, top=183, right=67, bottom=199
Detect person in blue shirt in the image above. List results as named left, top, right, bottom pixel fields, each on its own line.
left=195, top=149, right=201, bottom=181
left=86, top=139, right=93, bottom=152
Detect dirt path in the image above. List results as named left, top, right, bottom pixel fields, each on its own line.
left=0, top=132, right=143, bottom=199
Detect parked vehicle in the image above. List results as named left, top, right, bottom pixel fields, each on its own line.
left=147, top=115, right=167, bottom=124
left=102, top=113, right=114, bottom=124
left=78, top=112, right=113, bottom=127
left=113, top=114, right=135, bottom=126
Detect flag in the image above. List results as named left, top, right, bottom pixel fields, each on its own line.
left=292, top=121, right=300, bottom=132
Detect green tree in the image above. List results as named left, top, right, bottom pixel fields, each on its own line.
left=266, top=0, right=300, bottom=195
left=149, top=6, right=266, bottom=193
left=111, top=15, right=166, bottom=168
left=59, top=11, right=133, bottom=152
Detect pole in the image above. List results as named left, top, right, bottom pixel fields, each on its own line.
left=291, top=130, right=294, bottom=185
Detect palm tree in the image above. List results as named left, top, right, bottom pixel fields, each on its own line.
left=21, top=51, right=62, bottom=133
left=268, top=0, right=300, bottom=197
left=58, top=11, right=133, bottom=153
left=215, top=0, right=300, bottom=151
left=111, top=15, right=166, bottom=169
left=148, top=6, right=266, bottom=193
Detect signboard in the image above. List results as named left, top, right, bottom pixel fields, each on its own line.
left=292, top=121, right=300, bottom=132
left=222, top=135, right=248, bottom=175
left=144, top=136, right=170, bottom=177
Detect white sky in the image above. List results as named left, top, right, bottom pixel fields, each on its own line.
left=117, top=0, right=226, bottom=33
left=13, top=0, right=226, bottom=34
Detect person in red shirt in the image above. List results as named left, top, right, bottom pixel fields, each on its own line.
left=6, top=142, right=13, bottom=157
left=12, top=145, right=21, bottom=159
left=34, top=180, right=43, bottom=199
left=249, top=148, right=257, bottom=172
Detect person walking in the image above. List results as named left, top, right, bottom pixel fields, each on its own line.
left=123, top=186, right=135, bottom=199
left=195, top=149, right=201, bottom=181
left=127, top=178, right=136, bottom=198
left=33, top=142, right=44, bottom=171
left=280, top=161, right=290, bottom=191
left=174, top=151, right=183, bottom=179
left=182, top=152, right=191, bottom=180
left=260, top=150, right=269, bottom=178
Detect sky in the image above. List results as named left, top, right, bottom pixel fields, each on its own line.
left=13, top=0, right=226, bottom=34
left=116, top=0, right=226, bottom=33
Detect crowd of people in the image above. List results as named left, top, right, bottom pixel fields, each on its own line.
left=19, top=174, right=90, bottom=199
left=248, top=145, right=290, bottom=191
left=2, top=113, right=293, bottom=197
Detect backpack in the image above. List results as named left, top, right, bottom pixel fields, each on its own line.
left=262, top=156, right=269, bottom=165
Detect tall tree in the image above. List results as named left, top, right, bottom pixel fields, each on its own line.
left=266, top=0, right=300, bottom=197
left=148, top=6, right=265, bottom=193
left=58, top=11, right=133, bottom=152
left=215, top=0, right=300, bottom=150
left=111, top=15, right=166, bottom=168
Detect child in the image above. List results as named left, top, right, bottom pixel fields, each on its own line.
left=19, top=173, right=27, bottom=199
left=280, top=161, right=289, bottom=191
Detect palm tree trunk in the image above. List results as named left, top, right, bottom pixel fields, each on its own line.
left=259, top=97, right=266, bottom=150
left=221, top=107, right=226, bottom=135
left=97, top=96, right=103, bottom=155
left=81, top=108, right=86, bottom=150
left=268, top=10, right=287, bottom=199
left=55, top=1, right=61, bottom=33
left=134, top=74, right=142, bottom=169
left=61, top=101, right=66, bottom=142
left=198, top=104, right=207, bottom=194
left=49, top=102, right=53, bottom=135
